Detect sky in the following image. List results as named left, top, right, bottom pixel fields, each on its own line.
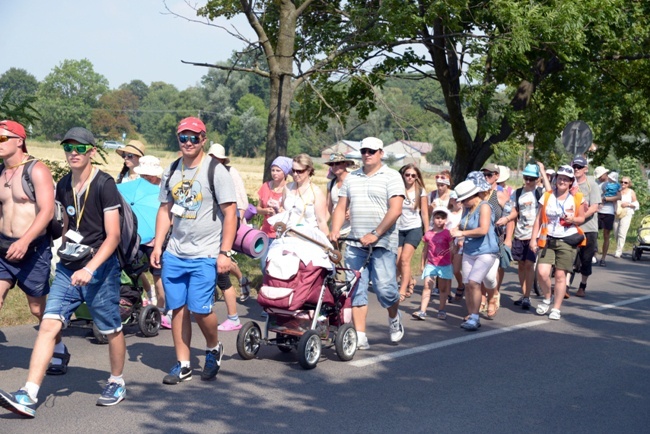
left=1, top=0, right=251, bottom=90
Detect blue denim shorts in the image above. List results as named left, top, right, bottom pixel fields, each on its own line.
left=0, top=234, right=52, bottom=298
left=161, top=251, right=216, bottom=314
left=344, top=245, right=399, bottom=308
left=43, top=254, right=122, bottom=334
left=421, top=263, right=453, bottom=280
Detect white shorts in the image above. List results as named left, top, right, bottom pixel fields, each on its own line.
left=462, top=253, right=499, bottom=289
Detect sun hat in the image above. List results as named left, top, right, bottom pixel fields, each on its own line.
left=607, top=171, right=619, bottom=183
left=133, top=155, right=163, bottom=177
left=522, top=164, right=540, bottom=178
left=431, top=206, right=449, bottom=217
left=466, top=171, right=491, bottom=192
left=117, top=140, right=146, bottom=158
left=496, top=166, right=511, bottom=183
left=61, top=127, right=96, bottom=147
left=556, top=165, right=575, bottom=179
left=208, top=143, right=230, bottom=165
left=449, top=190, right=458, bottom=200
left=271, top=156, right=293, bottom=176
left=480, top=163, right=500, bottom=173
left=325, top=152, right=355, bottom=166
left=360, top=137, right=383, bottom=151
left=546, top=168, right=556, bottom=176
left=177, top=116, right=206, bottom=134
left=454, top=180, right=481, bottom=202
left=593, top=166, right=609, bottom=179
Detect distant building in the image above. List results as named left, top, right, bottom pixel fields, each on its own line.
left=384, top=140, right=433, bottom=167
left=320, top=140, right=361, bottom=159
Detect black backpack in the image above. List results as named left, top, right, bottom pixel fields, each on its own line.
left=0, top=159, right=64, bottom=240
left=514, top=186, right=544, bottom=214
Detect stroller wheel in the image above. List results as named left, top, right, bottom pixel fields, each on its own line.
left=276, top=334, right=293, bottom=353
left=334, top=323, right=357, bottom=361
left=139, top=305, right=161, bottom=337
left=298, top=330, right=322, bottom=370
left=92, top=323, right=108, bottom=345
left=237, top=322, right=262, bottom=360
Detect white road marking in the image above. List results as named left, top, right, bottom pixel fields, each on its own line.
left=350, top=320, right=547, bottom=368
left=592, top=294, right=650, bottom=311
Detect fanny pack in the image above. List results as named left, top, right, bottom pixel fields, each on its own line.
left=58, top=242, right=95, bottom=271
left=0, top=236, right=41, bottom=259
left=549, top=233, right=585, bottom=248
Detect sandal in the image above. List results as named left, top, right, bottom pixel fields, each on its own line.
left=454, top=286, right=465, bottom=301
left=487, top=300, right=498, bottom=319
left=46, top=345, right=71, bottom=376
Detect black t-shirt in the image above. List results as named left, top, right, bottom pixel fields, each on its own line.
left=56, top=169, right=121, bottom=250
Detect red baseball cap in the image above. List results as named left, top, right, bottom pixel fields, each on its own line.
left=177, top=117, right=206, bottom=134
left=0, top=120, right=27, bottom=139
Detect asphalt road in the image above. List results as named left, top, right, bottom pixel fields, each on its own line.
left=1, top=252, right=649, bottom=433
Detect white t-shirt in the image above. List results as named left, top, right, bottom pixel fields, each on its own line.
left=512, top=188, right=540, bottom=240
left=539, top=191, right=583, bottom=238
left=398, top=187, right=426, bottom=230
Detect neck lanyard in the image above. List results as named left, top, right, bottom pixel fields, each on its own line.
left=181, top=155, right=204, bottom=187
left=462, top=202, right=481, bottom=231
left=72, top=167, right=95, bottom=229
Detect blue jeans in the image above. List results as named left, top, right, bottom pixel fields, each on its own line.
left=345, top=245, right=399, bottom=308
left=43, top=254, right=122, bottom=334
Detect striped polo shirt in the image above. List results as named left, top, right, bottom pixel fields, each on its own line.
left=339, top=164, right=405, bottom=252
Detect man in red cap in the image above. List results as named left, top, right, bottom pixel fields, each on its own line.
left=0, top=120, right=55, bottom=335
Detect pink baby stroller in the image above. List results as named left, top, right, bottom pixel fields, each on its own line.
left=236, top=225, right=363, bottom=369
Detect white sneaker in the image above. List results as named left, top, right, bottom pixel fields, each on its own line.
left=536, top=301, right=551, bottom=315
left=388, top=311, right=404, bottom=343
left=592, top=257, right=597, bottom=264
left=549, top=308, right=561, bottom=320
left=357, top=334, right=370, bottom=350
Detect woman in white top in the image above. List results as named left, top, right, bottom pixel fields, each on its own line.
left=282, top=153, right=329, bottom=235
left=397, top=164, right=428, bottom=300
left=325, top=153, right=355, bottom=237
left=614, top=176, right=640, bottom=258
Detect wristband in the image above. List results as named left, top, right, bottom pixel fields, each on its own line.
left=82, top=267, right=96, bottom=277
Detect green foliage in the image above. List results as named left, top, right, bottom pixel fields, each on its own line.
left=39, top=158, right=69, bottom=183
left=0, top=68, right=39, bottom=104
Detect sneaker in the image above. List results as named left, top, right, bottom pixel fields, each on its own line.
left=96, top=381, right=126, bottom=406
left=514, top=296, right=524, bottom=306
left=357, top=334, right=370, bottom=350
left=163, top=362, right=192, bottom=385
left=239, top=277, right=251, bottom=302
left=411, top=311, right=426, bottom=321
left=437, top=310, right=447, bottom=320
left=160, top=312, right=172, bottom=329
left=592, top=256, right=597, bottom=264
left=460, top=317, right=480, bottom=331
left=0, top=389, right=36, bottom=418
left=433, top=287, right=440, bottom=296
left=217, top=319, right=242, bottom=331
left=388, top=311, right=404, bottom=343
left=521, top=297, right=531, bottom=310
left=536, top=301, right=551, bottom=315
left=549, top=308, right=562, bottom=320
left=202, top=342, right=223, bottom=381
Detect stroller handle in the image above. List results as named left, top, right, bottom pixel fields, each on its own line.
left=333, top=237, right=373, bottom=269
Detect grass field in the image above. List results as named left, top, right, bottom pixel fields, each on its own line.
left=1, top=142, right=645, bottom=326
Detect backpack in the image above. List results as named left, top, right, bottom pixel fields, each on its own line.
left=115, top=193, right=142, bottom=271
left=514, top=186, right=543, bottom=213
left=164, top=157, right=240, bottom=223
left=0, top=159, right=64, bottom=240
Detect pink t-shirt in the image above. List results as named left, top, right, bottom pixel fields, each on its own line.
left=257, top=181, right=283, bottom=238
left=423, top=229, right=452, bottom=266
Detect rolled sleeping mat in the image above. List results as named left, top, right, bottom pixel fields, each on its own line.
left=244, top=203, right=257, bottom=221
left=233, top=224, right=269, bottom=259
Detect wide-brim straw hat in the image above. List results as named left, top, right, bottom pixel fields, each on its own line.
left=117, top=140, right=146, bottom=157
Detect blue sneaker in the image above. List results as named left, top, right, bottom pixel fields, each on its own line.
left=0, top=389, right=36, bottom=418
left=96, top=382, right=126, bottom=406
left=201, top=342, right=223, bottom=381
left=163, top=362, right=192, bottom=385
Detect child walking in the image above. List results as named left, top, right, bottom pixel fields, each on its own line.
left=413, top=207, right=454, bottom=320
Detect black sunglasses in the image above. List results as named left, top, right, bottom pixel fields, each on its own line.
left=482, top=171, right=496, bottom=178
left=122, top=153, right=136, bottom=159
left=572, top=165, right=585, bottom=170
left=523, top=176, right=538, bottom=182
left=292, top=168, right=308, bottom=175
left=178, top=134, right=201, bottom=144
left=360, top=148, right=379, bottom=155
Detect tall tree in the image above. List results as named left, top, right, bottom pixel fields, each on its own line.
left=91, top=88, right=139, bottom=139
left=36, top=59, right=109, bottom=140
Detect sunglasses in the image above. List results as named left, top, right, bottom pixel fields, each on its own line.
left=404, top=173, right=417, bottom=178
left=122, top=153, right=137, bottom=159
left=482, top=172, right=496, bottom=178
left=292, top=168, right=308, bottom=175
left=360, top=148, right=378, bottom=155
left=523, top=176, right=538, bottom=182
left=621, top=181, right=629, bottom=184
left=0, top=135, right=21, bottom=143
left=178, top=134, right=201, bottom=144
left=572, top=165, right=585, bottom=170
left=330, top=161, right=347, bottom=166
left=62, top=143, right=94, bottom=154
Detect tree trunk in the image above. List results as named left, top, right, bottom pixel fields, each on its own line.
left=264, top=73, right=293, bottom=181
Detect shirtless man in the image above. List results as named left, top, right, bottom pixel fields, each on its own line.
left=0, top=120, right=54, bottom=324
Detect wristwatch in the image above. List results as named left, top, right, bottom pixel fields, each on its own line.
left=219, top=250, right=232, bottom=258
left=371, top=230, right=379, bottom=237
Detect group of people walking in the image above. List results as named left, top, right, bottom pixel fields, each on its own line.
left=0, top=115, right=641, bottom=418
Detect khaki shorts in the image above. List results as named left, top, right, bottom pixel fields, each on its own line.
left=538, top=238, right=577, bottom=271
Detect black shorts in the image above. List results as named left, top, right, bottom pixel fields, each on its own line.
left=598, top=213, right=615, bottom=231
left=511, top=238, right=537, bottom=263
left=398, top=227, right=423, bottom=248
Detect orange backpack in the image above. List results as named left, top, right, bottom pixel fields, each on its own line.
left=537, top=191, right=587, bottom=248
